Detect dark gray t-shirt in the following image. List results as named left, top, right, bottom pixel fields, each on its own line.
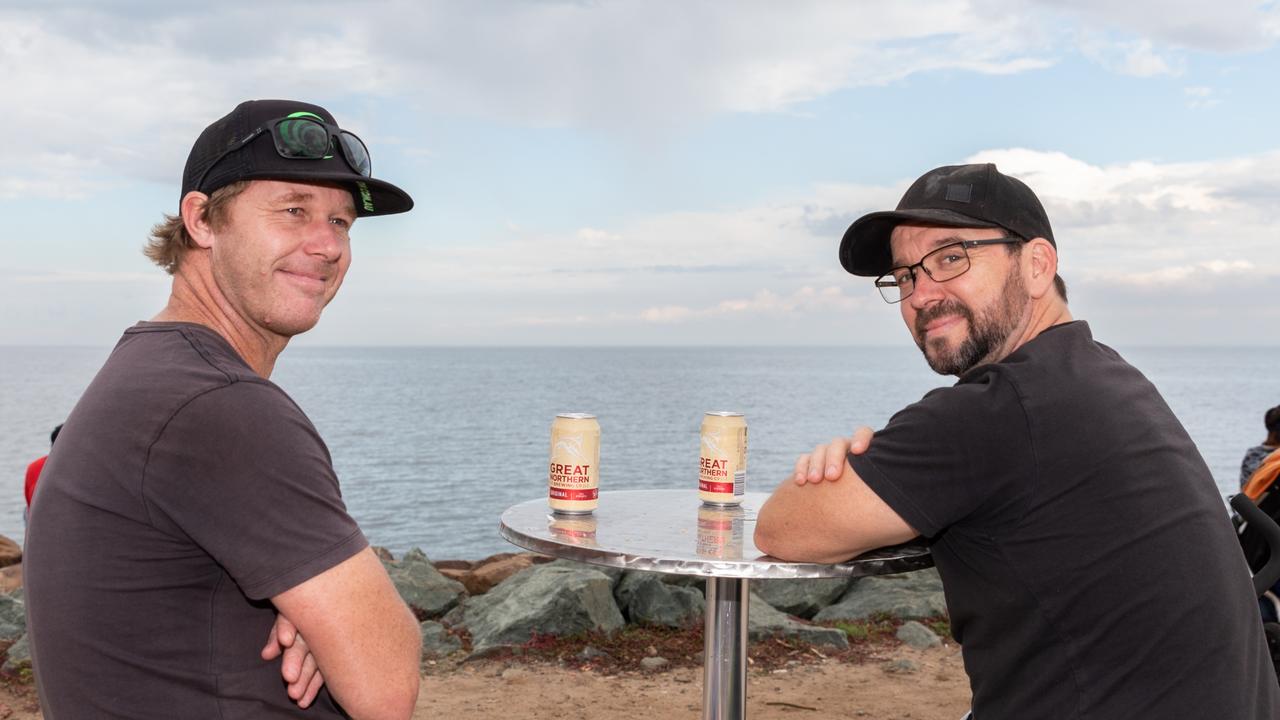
left=851, top=321, right=1278, bottom=720
left=25, top=322, right=367, bottom=718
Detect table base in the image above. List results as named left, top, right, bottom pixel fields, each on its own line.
left=703, top=577, right=749, bottom=720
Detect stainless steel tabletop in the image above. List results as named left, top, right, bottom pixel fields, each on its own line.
left=499, top=489, right=932, bottom=579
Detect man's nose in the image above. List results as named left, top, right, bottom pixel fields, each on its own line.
left=303, top=220, right=346, bottom=261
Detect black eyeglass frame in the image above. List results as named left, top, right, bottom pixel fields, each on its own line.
left=874, top=237, right=1023, bottom=304
left=192, top=116, right=372, bottom=195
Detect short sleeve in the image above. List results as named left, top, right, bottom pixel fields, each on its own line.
left=141, top=381, right=368, bottom=600
left=849, top=375, right=1036, bottom=538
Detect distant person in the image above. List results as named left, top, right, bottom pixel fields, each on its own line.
left=23, top=424, right=62, bottom=519
left=1241, top=405, right=1280, bottom=488
left=24, top=99, right=422, bottom=718
left=754, top=163, right=1279, bottom=718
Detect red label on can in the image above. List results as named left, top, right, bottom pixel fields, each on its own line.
left=699, top=479, right=734, bottom=494
left=549, top=487, right=599, bottom=501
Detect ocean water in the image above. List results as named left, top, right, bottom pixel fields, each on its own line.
left=2, top=344, right=1277, bottom=560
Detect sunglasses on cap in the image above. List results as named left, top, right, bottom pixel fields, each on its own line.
left=194, top=113, right=372, bottom=193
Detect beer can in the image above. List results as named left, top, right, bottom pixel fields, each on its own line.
left=699, top=411, right=747, bottom=505
left=696, top=504, right=745, bottom=559
left=548, top=413, right=600, bottom=514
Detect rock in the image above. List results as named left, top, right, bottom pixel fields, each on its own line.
left=748, top=593, right=848, bottom=649
left=500, top=666, right=530, bottom=682
left=432, top=559, right=474, bottom=571
left=753, top=578, right=850, bottom=619
left=543, top=558, right=624, bottom=586
left=578, top=645, right=610, bottom=661
left=814, top=568, right=946, bottom=622
left=882, top=658, right=919, bottom=674
left=370, top=546, right=395, bottom=563
left=382, top=548, right=467, bottom=618
left=640, top=656, right=669, bottom=672
left=420, top=620, right=462, bottom=659
left=0, top=594, right=24, bottom=642
left=661, top=574, right=707, bottom=591
left=466, top=554, right=536, bottom=595
left=461, top=562, right=624, bottom=654
left=438, top=603, right=466, bottom=628
left=1, top=633, right=29, bottom=674
left=0, top=536, right=19, bottom=569
left=0, top=564, right=21, bottom=594
left=897, top=620, right=942, bottom=649
left=437, top=567, right=470, bottom=585
left=615, top=572, right=703, bottom=628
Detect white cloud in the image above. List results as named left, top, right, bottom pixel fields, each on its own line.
left=1184, top=85, right=1223, bottom=110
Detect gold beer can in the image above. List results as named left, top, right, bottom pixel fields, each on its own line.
left=548, top=413, right=600, bottom=514
left=699, top=411, right=747, bottom=505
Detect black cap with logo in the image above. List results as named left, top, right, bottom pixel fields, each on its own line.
left=839, top=163, right=1053, bottom=277
left=180, top=99, right=413, bottom=217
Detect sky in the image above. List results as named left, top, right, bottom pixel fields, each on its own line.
left=2, top=0, right=1279, bottom=347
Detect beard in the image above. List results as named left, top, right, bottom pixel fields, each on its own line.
left=913, top=265, right=1030, bottom=376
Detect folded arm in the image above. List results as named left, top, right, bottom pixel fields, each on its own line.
left=272, top=547, right=422, bottom=720
left=755, top=452, right=918, bottom=564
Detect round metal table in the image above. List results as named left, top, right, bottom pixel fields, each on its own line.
left=499, top=489, right=933, bottom=720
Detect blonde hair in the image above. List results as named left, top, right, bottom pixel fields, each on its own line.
left=144, top=181, right=250, bottom=274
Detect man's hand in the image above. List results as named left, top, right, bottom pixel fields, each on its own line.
left=262, top=613, right=325, bottom=708
left=793, top=426, right=874, bottom=485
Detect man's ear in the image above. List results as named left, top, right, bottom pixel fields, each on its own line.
left=1025, top=238, right=1058, bottom=299
left=180, top=191, right=215, bottom=250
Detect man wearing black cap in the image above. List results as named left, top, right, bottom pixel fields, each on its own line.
left=25, top=100, right=421, bottom=719
left=756, top=164, right=1278, bottom=718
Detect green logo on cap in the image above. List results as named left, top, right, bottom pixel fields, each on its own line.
left=356, top=181, right=374, bottom=212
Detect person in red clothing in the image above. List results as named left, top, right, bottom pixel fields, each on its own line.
left=24, top=424, right=62, bottom=517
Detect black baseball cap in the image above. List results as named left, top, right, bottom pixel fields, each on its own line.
left=839, top=163, right=1053, bottom=277
left=180, top=99, right=413, bottom=217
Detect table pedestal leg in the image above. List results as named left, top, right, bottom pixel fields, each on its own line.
left=703, top=577, right=749, bottom=720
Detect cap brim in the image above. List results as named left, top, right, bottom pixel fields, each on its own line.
left=239, top=169, right=414, bottom=217
left=839, top=209, right=999, bottom=276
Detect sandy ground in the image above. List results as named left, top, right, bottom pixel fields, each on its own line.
left=0, top=645, right=970, bottom=719
left=418, top=645, right=971, bottom=720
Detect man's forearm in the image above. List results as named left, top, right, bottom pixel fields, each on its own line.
left=756, top=459, right=917, bottom=563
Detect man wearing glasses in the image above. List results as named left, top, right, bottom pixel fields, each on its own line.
left=25, top=100, right=421, bottom=719
left=756, top=164, right=1278, bottom=718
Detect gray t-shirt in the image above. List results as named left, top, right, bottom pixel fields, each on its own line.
left=25, top=322, right=367, bottom=718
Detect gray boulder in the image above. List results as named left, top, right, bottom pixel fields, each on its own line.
left=420, top=620, right=462, bottom=659
left=615, top=572, right=703, bottom=628
left=382, top=548, right=467, bottom=619
left=462, top=562, right=624, bottom=653
left=545, top=558, right=624, bottom=587
left=897, top=620, right=942, bottom=649
left=2, top=633, right=29, bottom=673
left=752, top=577, right=850, bottom=619
left=748, top=593, right=848, bottom=649
left=814, top=568, right=946, bottom=622
left=0, top=593, right=24, bottom=641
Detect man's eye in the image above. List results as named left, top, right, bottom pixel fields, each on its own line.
left=938, top=253, right=964, bottom=265
left=330, top=217, right=351, bottom=229
left=893, top=271, right=912, bottom=284
left=285, top=207, right=303, bottom=216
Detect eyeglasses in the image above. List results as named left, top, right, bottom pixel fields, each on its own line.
left=194, top=114, right=372, bottom=192
left=874, top=237, right=1022, bottom=303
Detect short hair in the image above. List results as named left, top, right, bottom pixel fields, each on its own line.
left=1266, top=406, right=1280, bottom=434
left=143, top=181, right=250, bottom=274
left=1002, top=233, right=1069, bottom=303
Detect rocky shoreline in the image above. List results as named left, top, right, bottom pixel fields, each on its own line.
left=1, top=535, right=951, bottom=681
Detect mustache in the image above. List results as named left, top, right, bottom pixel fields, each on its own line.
left=915, top=301, right=973, bottom=337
